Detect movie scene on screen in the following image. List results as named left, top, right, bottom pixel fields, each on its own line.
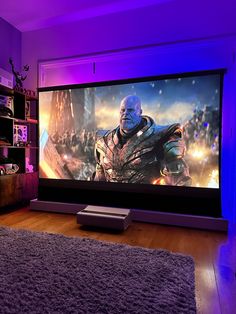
left=39, top=74, right=221, bottom=189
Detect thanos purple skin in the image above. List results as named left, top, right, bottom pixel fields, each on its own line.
left=93, top=95, right=191, bottom=186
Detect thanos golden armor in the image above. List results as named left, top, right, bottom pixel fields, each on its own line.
left=93, top=95, right=191, bottom=186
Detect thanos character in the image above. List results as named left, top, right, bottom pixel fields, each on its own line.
left=92, top=95, right=191, bottom=186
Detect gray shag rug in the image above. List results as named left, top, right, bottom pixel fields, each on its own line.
left=0, top=226, right=196, bottom=314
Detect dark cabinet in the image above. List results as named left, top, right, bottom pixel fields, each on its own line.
left=0, top=85, right=38, bottom=207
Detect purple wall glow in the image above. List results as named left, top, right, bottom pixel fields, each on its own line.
left=22, top=0, right=236, bottom=90
left=0, top=18, right=21, bottom=73
left=37, top=38, right=236, bottom=224
left=20, top=0, right=236, bottom=222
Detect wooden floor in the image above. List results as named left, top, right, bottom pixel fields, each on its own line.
left=0, top=206, right=235, bottom=314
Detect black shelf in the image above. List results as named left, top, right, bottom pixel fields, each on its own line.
left=0, top=84, right=14, bottom=96
left=0, top=84, right=39, bottom=207
left=0, top=85, right=38, bottom=174
left=0, top=115, right=38, bottom=124
left=0, top=146, right=39, bottom=149
left=15, top=118, right=38, bottom=124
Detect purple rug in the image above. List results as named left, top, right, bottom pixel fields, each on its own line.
left=0, top=226, right=196, bottom=314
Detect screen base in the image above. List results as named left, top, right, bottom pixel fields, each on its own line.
left=30, top=199, right=228, bottom=231
left=30, top=198, right=86, bottom=214
left=132, top=208, right=228, bottom=231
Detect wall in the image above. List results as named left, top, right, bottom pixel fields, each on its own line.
left=21, top=0, right=236, bottom=222
left=22, top=0, right=236, bottom=90
left=0, top=18, right=21, bottom=73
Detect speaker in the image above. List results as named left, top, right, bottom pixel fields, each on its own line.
left=0, top=95, right=14, bottom=117
left=0, top=67, right=13, bottom=89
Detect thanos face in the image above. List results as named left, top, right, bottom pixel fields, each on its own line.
left=119, top=95, right=142, bottom=132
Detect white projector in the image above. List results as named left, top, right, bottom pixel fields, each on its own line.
left=77, top=205, right=132, bottom=230
left=0, top=67, right=13, bottom=89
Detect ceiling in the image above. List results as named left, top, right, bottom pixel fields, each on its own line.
left=0, top=0, right=174, bottom=32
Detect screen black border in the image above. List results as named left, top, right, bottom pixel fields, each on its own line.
left=38, top=69, right=225, bottom=217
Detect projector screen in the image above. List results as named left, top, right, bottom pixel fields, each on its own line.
left=38, top=70, right=223, bottom=217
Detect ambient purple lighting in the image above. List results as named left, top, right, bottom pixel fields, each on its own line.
left=1, top=0, right=174, bottom=32
left=17, top=0, right=236, bottom=223
left=0, top=18, right=21, bottom=72
left=37, top=39, right=236, bottom=222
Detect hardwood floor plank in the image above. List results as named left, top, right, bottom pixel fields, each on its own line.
left=212, top=229, right=236, bottom=314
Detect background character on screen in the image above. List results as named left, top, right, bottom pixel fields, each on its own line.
left=93, top=95, right=191, bottom=186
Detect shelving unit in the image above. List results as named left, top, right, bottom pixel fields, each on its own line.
left=0, top=84, right=38, bottom=207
